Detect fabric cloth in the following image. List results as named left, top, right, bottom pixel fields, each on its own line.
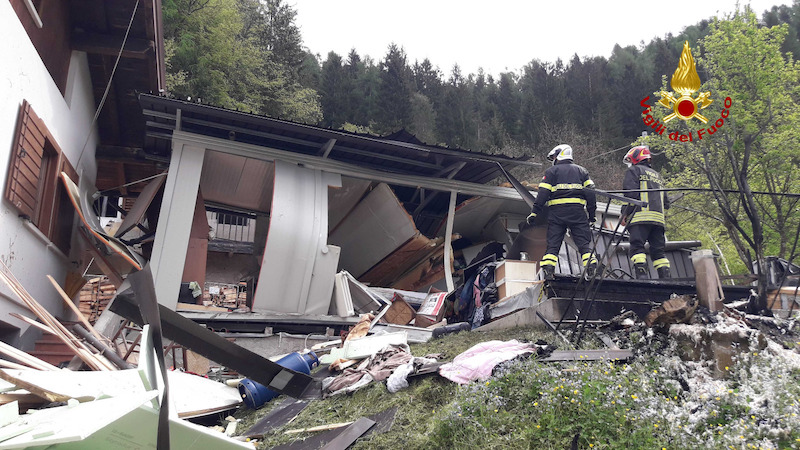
left=386, top=361, right=414, bottom=393
left=386, top=356, right=441, bottom=393
left=323, top=344, right=412, bottom=397
left=438, top=340, right=537, bottom=384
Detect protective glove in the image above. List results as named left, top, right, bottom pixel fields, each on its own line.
left=588, top=216, right=596, bottom=225
left=526, top=212, right=537, bottom=225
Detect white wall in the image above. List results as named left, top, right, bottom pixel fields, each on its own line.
left=0, top=1, right=99, bottom=347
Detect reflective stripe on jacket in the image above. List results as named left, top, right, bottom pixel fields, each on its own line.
left=622, top=163, right=669, bottom=226
left=532, top=161, right=596, bottom=217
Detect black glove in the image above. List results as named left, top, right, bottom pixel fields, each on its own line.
left=526, top=212, right=537, bottom=225
left=588, top=214, right=596, bottom=225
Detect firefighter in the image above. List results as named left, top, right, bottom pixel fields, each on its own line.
left=526, top=144, right=598, bottom=280
left=621, top=145, right=671, bottom=279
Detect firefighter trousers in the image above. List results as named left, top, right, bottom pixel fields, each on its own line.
left=540, top=205, right=595, bottom=268
left=628, top=223, right=670, bottom=269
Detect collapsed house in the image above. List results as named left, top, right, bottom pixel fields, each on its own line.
left=2, top=0, right=799, bottom=447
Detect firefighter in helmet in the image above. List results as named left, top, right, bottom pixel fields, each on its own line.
left=527, top=144, right=598, bottom=280
left=621, top=145, right=671, bottom=279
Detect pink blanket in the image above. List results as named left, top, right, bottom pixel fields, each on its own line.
left=439, top=340, right=537, bottom=384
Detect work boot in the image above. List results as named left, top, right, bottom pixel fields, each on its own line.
left=584, top=261, right=598, bottom=281
left=542, top=265, right=555, bottom=281
left=634, top=263, right=649, bottom=280
left=657, top=266, right=672, bottom=279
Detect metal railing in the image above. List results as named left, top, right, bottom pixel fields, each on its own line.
left=206, top=210, right=256, bottom=243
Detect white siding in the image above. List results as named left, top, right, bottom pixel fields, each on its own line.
left=0, top=1, right=99, bottom=347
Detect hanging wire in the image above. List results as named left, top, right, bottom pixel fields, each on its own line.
left=97, top=172, right=167, bottom=195
left=584, top=144, right=631, bottom=162
left=606, top=187, right=800, bottom=198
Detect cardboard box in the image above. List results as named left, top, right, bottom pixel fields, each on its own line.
left=414, top=291, right=448, bottom=326
left=384, top=295, right=416, bottom=325
left=495, top=260, right=539, bottom=282
left=495, top=260, right=540, bottom=300
left=496, top=279, right=539, bottom=300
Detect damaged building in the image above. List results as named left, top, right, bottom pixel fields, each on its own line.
left=1, top=0, right=799, bottom=447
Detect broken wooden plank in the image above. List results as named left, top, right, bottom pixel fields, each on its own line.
left=0, top=360, right=31, bottom=372
left=176, top=303, right=229, bottom=312
left=319, top=417, right=375, bottom=450
left=0, top=342, right=58, bottom=371
left=109, top=287, right=321, bottom=400
left=359, top=234, right=438, bottom=287
left=47, top=275, right=110, bottom=347
left=540, top=349, right=633, bottom=362
left=285, top=422, right=354, bottom=435
left=0, top=368, right=242, bottom=418
left=270, top=407, right=397, bottom=450
left=243, top=398, right=310, bottom=438
left=0, top=264, right=112, bottom=371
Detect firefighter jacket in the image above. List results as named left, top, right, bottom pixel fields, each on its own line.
left=531, top=160, right=596, bottom=218
left=622, top=162, right=670, bottom=226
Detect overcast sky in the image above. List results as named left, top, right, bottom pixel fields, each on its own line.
left=293, top=0, right=784, bottom=77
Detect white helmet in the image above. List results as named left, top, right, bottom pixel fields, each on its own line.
left=547, top=144, right=573, bottom=165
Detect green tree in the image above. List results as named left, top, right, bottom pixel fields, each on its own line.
left=319, top=51, right=349, bottom=128
left=374, top=44, right=413, bottom=134
left=164, top=0, right=321, bottom=123
left=640, top=8, right=800, bottom=312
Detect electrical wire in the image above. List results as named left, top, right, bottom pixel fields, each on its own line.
left=584, top=144, right=632, bottom=162
left=98, top=172, right=166, bottom=195
left=603, top=187, right=800, bottom=198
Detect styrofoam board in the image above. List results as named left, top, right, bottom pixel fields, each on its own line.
left=342, top=332, right=408, bottom=360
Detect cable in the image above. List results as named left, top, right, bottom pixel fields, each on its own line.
left=584, top=144, right=632, bottom=162
left=76, top=0, right=141, bottom=168
left=98, top=173, right=167, bottom=195
left=604, top=187, right=800, bottom=198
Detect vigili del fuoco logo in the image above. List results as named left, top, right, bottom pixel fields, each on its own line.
left=639, top=41, right=732, bottom=142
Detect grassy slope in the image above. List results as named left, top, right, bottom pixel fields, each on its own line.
left=235, top=319, right=800, bottom=450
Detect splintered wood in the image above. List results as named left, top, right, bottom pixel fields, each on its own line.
left=0, top=261, right=114, bottom=371
left=78, top=277, right=117, bottom=323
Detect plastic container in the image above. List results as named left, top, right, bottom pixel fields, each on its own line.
left=238, top=351, right=319, bottom=409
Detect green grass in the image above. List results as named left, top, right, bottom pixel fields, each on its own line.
left=231, top=323, right=800, bottom=449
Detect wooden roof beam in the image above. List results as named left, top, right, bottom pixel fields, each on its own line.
left=72, top=32, right=154, bottom=59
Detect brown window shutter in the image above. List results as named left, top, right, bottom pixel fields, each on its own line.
left=4, top=101, right=45, bottom=219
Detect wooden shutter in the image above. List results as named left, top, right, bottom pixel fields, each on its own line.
left=5, top=101, right=46, bottom=219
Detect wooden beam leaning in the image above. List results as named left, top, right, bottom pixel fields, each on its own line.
left=0, top=341, right=58, bottom=371
left=109, top=287, right=321, bottom=399
left=47, top=276, right=113, bottom=348
left=0, top=263, right=113, bottom=371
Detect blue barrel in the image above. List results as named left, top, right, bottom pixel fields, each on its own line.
left=238, top=351, right=319, bottom=409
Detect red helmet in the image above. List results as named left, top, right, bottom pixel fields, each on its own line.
left=624, top=146, right=651, bottom=165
